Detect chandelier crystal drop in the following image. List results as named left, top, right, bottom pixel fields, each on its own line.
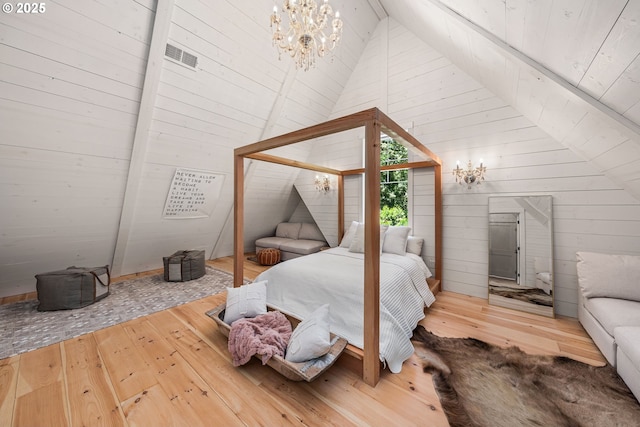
left=270, top=0, right=343, bottom=71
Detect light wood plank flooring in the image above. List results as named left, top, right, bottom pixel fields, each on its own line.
left=0, top=257, right=605, bottom=426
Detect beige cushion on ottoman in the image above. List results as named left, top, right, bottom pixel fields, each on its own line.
left=257, top=248, right=281, bottom=266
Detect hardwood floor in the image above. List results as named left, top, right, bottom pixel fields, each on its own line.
left=0, top=257, right=605, bottom=427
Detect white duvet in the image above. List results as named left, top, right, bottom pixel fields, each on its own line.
left=256, top=247, right=436, bottom=373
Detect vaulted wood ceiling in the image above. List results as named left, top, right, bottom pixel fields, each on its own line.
left=375, top=0, right=640, bottom=200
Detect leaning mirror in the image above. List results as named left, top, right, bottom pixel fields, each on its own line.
left=488, top=195, right=554, bottom=317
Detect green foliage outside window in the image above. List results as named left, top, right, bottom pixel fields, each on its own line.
left=380, top=139, right=408, bottom=226
left=380, top=205, right=408, bottom=226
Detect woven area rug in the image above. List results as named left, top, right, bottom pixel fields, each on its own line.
left=0, top=266, right=232, bottom=360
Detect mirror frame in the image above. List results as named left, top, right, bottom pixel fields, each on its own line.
left=488, top=195, right=554, bottom=317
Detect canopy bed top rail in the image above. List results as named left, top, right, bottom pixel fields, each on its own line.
left=235, top=108, right=380, bottom=157
left=245, top=152, right=343, bottom=175
left=233, top=107, right=442, bottom=387
left=235, top=107, right=441, bottom=165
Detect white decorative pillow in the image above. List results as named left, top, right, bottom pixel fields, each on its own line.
left=577, top=252, right=640, bottom=302
left=285, top=304, right=331, bottom=363
left=406, top=236, right=424, bottom=256
left=275, top=223, right=301, bottom=239
left=348, top=223, right=388, bottom=253
left=224, top=280, right=267, bottom=324
left=382, top=226, right=411, bottom=255
left=339, top=221, right=359, bottom=248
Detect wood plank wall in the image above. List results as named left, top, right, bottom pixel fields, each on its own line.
left=307, top=17, right=640, bottom=317
left=3, top=1, right=639, bottom=320
left=0, top=0, right=380, bottom=295
left=0, top=0, right=156, bottom=296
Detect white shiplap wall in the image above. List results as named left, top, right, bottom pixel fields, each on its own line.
left=0, top=0, right=380, bottom=295
left=3, top=0, right=639, bottom=321
left=0, top=0, right=155, bottom=296
left=383, top=0, right=640, bottom=206
left=209, top=0, right=380, bottom=258
left=324, top=18, right=640, bottom=317
left=112, top=0, right=380, bottom=273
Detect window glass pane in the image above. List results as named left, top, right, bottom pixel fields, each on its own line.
left=380, top=139, right=408, bottom=226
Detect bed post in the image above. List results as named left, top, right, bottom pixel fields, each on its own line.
left=338, top=174, right=344, bottom=243
left=434, top=164, right=443, bottom=283
left=363, top=118, right=381, bottom=387
left=233, top=152, right=244, bottom=288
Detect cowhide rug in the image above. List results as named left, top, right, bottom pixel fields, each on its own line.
left=412, top=326, right=640, bottom=427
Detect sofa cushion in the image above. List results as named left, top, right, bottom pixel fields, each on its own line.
left=583, top=297, right=640, bottom=336
left=299, top=222, right=324, bottom=241
left=577, top=252, right=640, bottom=302
left=275, top=222, right=301, bottom=239
left=614, top=327, right=640, bottom=373
left=280, top=239, right=326, bottom=255
left=255, top=237, right=291, bottom=249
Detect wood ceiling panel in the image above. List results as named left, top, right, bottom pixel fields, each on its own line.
left=381, top=0, right=640, bottom=201
left=578, top=0, right=640, bottom=99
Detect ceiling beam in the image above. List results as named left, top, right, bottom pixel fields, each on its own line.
left=383, top=0, right=640, bottom=201
left=367, top=0, right=388, bottom=20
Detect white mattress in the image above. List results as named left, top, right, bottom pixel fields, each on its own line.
left=256, top=247, right=435, bottom=373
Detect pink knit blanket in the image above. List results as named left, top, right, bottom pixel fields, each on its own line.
left=228, top=311, right=292, bottom=366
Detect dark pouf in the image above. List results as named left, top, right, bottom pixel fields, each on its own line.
left=35, top=265, right=111, bottom=311
left=163, top=250, right=206, bottom=282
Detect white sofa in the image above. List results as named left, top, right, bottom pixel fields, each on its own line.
left=255, top=222, right=327, bottom=261
left=577, top=251, right=640, bottom=402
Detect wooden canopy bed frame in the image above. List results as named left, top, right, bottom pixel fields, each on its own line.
left=233, top=107, right=442, bottom=386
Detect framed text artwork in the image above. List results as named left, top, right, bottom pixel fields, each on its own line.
left=163, top=168, right=225, bottom=219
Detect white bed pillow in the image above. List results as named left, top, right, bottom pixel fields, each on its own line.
left=339, top=221, right=359, bottom=248
left=348, top=223, right=388, bottom=253
left=577, top=252, right=640, bottom=302
left=382, top=226, right=411, bottom=255
left=224, top=280, right=267, bottom=324
left=285, top=304, right=331, bottom=363
left=406, top=236, right=424, bottom=256
left=275, top=222, right=301, bottom=239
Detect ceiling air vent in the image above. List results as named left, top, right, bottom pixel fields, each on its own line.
left=164, top=43, right=198, bottom=69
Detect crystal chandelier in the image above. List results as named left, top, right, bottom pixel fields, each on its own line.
left=270, top=0, right=343, bottom=71
left=453, top=160, right=487, bottom=189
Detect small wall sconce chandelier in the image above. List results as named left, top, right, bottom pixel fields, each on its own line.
left=453, top=160, right=487, bottom=189
left=270, top=0, right=343, bottom=71
left=315, top=174, right=331, bottom=192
